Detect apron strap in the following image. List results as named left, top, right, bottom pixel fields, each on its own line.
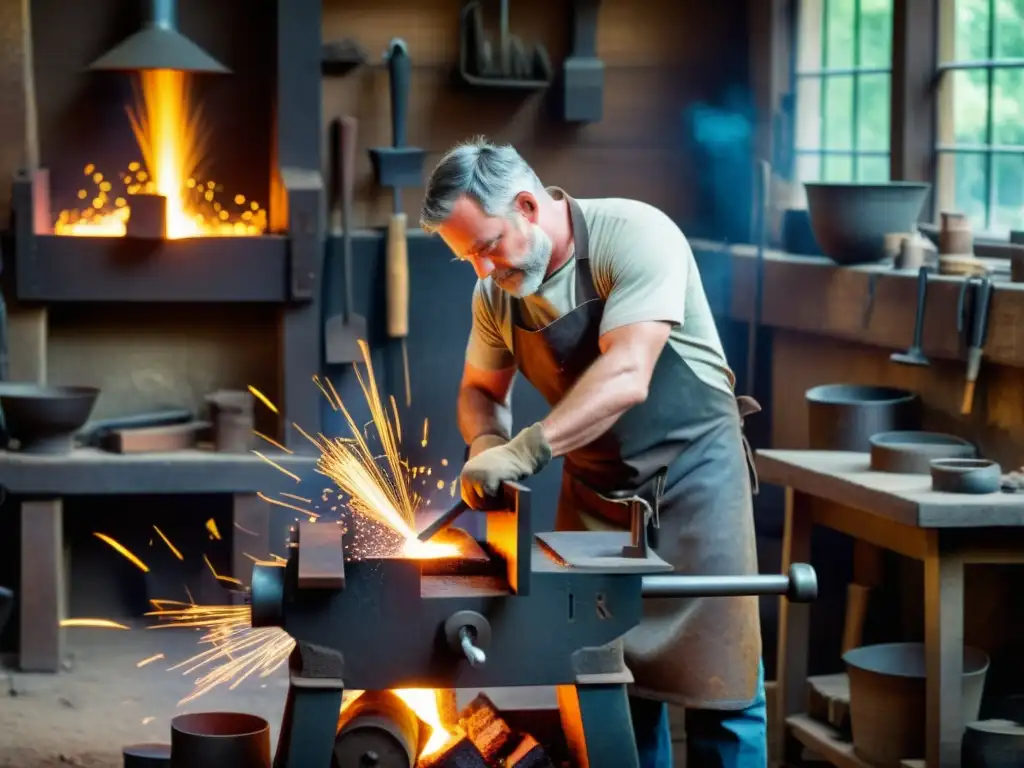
left=736, top=395, right=761, bottom=496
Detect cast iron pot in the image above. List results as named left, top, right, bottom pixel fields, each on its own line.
left=806, top=384, right=921, bottom=451
left=804, top=182, right=931, bottom=265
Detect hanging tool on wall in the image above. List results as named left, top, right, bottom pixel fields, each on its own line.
left=561, top=0, right=604, bottom=122
left=325, top=116, right=367, bottom=364
left=890, top=266, right=931, bottom=367
left=957, top=274, right=993, bottom=416
left=370, top=40, right=425, bottom=407
left=458, top=0, right=553, bottom=88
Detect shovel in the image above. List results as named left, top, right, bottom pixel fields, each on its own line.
left=325, top=116, right=367, bottom=364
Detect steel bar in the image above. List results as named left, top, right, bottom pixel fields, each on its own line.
left=641, top=564, right=817, bottom=602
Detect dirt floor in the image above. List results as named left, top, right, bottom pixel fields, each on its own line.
left=0, top=624, right=561, bottom=768
left=0, top=623, right=289, bottom=767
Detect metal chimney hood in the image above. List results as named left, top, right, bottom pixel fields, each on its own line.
left=89, top=0, right=229, bottom=74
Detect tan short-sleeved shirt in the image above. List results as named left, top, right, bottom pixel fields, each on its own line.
left=466, top=196, right=735, bottom=397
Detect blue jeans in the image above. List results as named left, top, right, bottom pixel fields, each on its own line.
left=629, top=661, right=767, bottom=768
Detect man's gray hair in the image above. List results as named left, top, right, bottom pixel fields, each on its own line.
left=420, top=137, right=540, bottom=231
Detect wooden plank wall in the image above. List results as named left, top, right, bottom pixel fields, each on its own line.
left=322, top=0, right=749, bottom=229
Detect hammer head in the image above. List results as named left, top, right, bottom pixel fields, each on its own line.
left=369, top=147, right=426, bottom=190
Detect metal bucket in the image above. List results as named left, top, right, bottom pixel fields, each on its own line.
left=806, top=384, right=920, bottom=451
left=170, top=712, right=270, bottom=768
left=844, top=642, right=989, bottom=767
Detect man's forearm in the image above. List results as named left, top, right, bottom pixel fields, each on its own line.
left=540, top=351, right=646, bottom=457
left=457, top=385, right=513, bottom=446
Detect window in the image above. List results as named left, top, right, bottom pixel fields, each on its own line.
left=936, top=0, right=1024, bottom=236
left=793, top=0, right=895, bottom=199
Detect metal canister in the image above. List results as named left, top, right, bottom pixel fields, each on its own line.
left=205, top=389, right=254, bottom=453
left=170, top=712, right=270, bottom=768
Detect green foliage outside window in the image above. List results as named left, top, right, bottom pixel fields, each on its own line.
left=942, top=0, right=1024, bottom=235
left=794, top=0, right=894, bottom=184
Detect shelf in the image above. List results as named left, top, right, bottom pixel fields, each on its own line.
left=15, top=233, right=293, bottom=303
left=0, top=448, right=318, bottom=495
left=786, top=713, right=871, bottom=768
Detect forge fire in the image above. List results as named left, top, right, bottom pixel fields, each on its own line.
left=54, top=69, right=267, bottom=238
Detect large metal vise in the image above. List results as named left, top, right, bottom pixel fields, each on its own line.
left=249, top=482, right=817, bottom=768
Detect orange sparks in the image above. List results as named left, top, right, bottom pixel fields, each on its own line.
left=203, top=555, right=243, bottom=586
left=256, top=491, right=318, bottom=519
left=205, top=518, right=221, bottom=540
left=152, top=525, right=183, bottom=560
left=421, top=418, right=429, bottom=448
left=55, top=70, right=266, bottom=238
left=147, top=603, right=294, bottom=704
left=60, top=618, right=130, bottom=630
left=136, top=654, right=165, bottom=668
left=252, top=450, right=301, bottom=483
left=247, top=385, right=278, bottom=414
left=253, top=430, right=291, bottom=453
left=93, top=532, right=150, bottom=572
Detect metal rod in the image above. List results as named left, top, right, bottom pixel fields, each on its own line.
left=642, top=574, right=789, bottom=598
left=150, top=0, right=176, bottom=29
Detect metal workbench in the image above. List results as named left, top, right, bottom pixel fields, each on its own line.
left=758, top=449, right=1024, bottom=768
left=5, top=448, right=318, bottom=672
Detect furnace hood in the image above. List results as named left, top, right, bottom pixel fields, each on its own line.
left=89, top=0, right=229, bottom=74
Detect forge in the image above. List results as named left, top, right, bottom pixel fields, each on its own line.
left=12, top=0, right=322, bottom=306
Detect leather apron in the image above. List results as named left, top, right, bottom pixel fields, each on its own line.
left=510, top=192, right=762, bottom=710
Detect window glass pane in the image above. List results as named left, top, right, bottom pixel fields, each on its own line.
left=797, top=154, right=823, bottom=183
left=945, top=151, right=989, bottom=230
left=823, top=76, right=855, bottom=150
left=826, top=0, right=856, bottom=69
left=954, top=0, right=991, bottom=62
left=796, top=76, right=824, bottom=150
left=859, top=0, right=893, bottom=68
left=857, top=155, right=891, bottom=182
left=995, top=0, right=1024, bottom=59
left=798, top=0, right=825, bottom=71
left=993, top=68, right=1024, bottom=147
left=950, top=69, right=990, bottom=145
left=992, top=153, right=1024, bottom=234
left=857, top=74, right=890, bottom=151
left=824, top=155, right=854, bottom=181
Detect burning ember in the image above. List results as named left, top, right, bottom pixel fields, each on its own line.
left=54, top=69, right=267, bottom=238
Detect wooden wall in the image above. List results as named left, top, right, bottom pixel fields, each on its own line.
left=323, top=0, right=750, bottom=229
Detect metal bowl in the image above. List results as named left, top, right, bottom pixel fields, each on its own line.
left=0, top=383, right=100, bottom=454
left=869, top=431, right=977, bottom=474
left=804, top=182, right=931, bottom=265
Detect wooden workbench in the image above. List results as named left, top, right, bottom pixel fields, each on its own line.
left=758, top=449, right=1024, bottom=768
left=5, top=448, right=318, bottom=673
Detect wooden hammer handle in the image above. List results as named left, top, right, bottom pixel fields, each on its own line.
left=386, top=213, right=409, bottom=338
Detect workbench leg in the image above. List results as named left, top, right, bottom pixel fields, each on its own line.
left=232, top=493, right=271, bottom=598
left=775, top=488, right=813, bottom=768
left=924, top=534, right=965, bottom=768
left=557, top=683, right=640, bottom=768
left=19, top=498, right=64, bottom=672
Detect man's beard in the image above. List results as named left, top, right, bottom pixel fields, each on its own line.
left=494, top=223, right=552, bottom=298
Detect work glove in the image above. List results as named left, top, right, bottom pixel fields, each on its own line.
left=460, top=423, right=552, bottom=508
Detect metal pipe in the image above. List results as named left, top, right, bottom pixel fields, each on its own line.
left=151, top=0, right=176, bottom=29
left=642, top=564, right=818, bottom=603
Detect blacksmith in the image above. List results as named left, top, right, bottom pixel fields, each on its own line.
left=420, top=137, right=765, bottom=768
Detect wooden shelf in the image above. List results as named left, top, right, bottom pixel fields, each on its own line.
left=689, top=239, right=1024, bottom=370
left=786, top=713, right=871, bottom=768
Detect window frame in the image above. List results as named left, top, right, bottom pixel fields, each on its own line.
left=791, top=0, right=894, bottom=187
